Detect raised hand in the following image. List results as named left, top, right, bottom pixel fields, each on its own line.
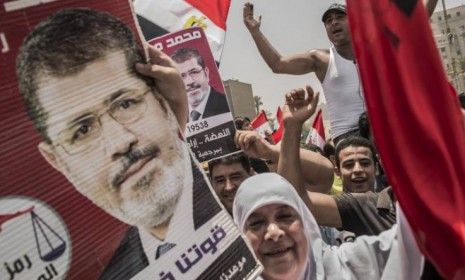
left=243, top=2, right=262, bottom=33
left=135, top=45, right=188, bottom=129
left=235, top=130, right=275, bottom=159
left=282, top=86, right=319, bottom=126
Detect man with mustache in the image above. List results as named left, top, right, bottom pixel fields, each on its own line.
left=16, top=8, right=221, bottom=279
left=171, top=48, right=230, bottom=122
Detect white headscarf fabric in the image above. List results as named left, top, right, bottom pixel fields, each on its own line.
left=233, top=173, right=322, bottom=279
left=232, top=173, right=424, bottom=280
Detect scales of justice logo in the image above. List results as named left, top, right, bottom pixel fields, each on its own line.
left=0, top=196, right=71, bottom=280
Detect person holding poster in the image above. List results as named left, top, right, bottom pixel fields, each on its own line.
left=150, top=28, right=238, bottom=163
left=171, top=48, right=230, bottom=122
left=15, top=8, right=258, bottom=280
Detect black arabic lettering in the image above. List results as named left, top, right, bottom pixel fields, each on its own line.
left=24, top=254, right=32, bottom=269
left=13, top=259, right=24, bottom=274
left=199, top=237, right=217, bottom=255
left=37, top=263, right=58, bottom=280
left=212, top=225, right=226, bottom=243
left=186, top=245, right=203, bottom=266
left=4, top=261, right=15, bottom=280
left=159, top=271, right=175, bottom=280
left=49, top=263, right=58, bottom=276
left=175, top=253, right=192, bottom=273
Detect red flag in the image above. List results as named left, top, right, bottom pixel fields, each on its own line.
left=251, top=110, right=273, bottom=138
left=134, top=0, right=231, bottom=61
left=272, top=107, right=284, bottom=143
left=348, top=0, right=465, bottom=278
left=306, top=110, right=325, bottom=150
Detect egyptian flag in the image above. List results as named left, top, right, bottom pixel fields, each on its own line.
left=347, top=0, right=465, bottom=278
left=134, top=0, right=231, bottom=61
left=251, top=111, right=272, bottom=138
left=305, top=110, right=325, bottom=150
left=271, top=107, right=284, bottom=143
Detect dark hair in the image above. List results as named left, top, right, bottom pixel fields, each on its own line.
left=16, top=8, right=146, bottom=143
left=358, top=112, right=370, bottom=140
left=335, top=136, right=376, bottom=168
left=208, top=153, right=251, bottom=177
left=234, top=117, right=251, bottom=130
left=323, top=142, right=335, bottom=157
left=171, top=47, right=205, bottom=69
left=459, top=93, right=465, bottom=109
left=300, top=143, right=324, bottom=155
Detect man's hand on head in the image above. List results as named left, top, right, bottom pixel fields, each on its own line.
left=136, top=45, right=188, bottom=130
left=243, top=2, right=262, bottom=33
left=283, top=86, right=319, bottom=128
left=235, top=130, right=277, bottom=160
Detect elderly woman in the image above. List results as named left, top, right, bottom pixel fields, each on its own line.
left=233, top=173, right=424, bottom=280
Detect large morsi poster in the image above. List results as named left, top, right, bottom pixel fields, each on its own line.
left=0, top=0, right=260, bottom=279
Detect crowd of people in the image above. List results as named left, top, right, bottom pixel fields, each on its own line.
left=204, top=1, right=463, bottom=279
left=15, top=0, right=464, bottom=279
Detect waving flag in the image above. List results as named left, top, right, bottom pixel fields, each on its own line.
left=134, top=0, right=231, bottom=61
left=347, top=0, right=465, bottom=278
left=251, top=111, right=272, bottom=138
left=272, top=107, right=284, bottom=143
left=305, top=110, right=325, bottom=150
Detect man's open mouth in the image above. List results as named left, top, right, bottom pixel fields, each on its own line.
left=352, top=177, right=367, bottom=184
left=332, top=28, right=343, bottom=35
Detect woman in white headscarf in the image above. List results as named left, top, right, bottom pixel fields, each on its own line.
left=233, top=173, right=424, bottom=280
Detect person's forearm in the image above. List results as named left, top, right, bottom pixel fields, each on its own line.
left=171, top=101, right=188, bottom=132
left=278, top=121, right=307, bottom=201
left=300, top=149, right=334, bottom=193
left=250, top=29, right=283, bottom=73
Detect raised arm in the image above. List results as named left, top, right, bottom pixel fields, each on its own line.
left=277, top=86, right=343, bottom=227
left=136, top=45, right=188, bottom=130
left=235, top=128, right=333, bottom=193
left=243, top=2, right=319, bottom=75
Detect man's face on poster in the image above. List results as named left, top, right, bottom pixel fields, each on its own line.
left=37, top=51, right=187, bottom=229
left=175, top=57, right=210, bottom=109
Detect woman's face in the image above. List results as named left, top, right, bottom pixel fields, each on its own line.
left=245, top=204, right=308, bottom=280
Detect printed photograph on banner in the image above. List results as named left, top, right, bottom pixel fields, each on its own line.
left=149, top=28, right=239, bottom=163
left=0, top=1, right=260, bottom=279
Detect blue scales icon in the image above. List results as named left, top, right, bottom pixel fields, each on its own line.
left=30, top=210, right=66, bottom=262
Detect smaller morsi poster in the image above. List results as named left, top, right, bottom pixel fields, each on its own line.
left=149, top=28, right=239, bottom=163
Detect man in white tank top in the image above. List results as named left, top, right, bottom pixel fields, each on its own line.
left=243, top=1, right=438, bottom=144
